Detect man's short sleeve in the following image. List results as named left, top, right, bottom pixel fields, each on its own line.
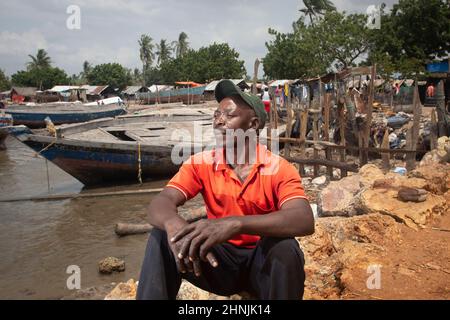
left=166, top=156, right=203, bottom=200
left=275, top=160, right=308, bottom=209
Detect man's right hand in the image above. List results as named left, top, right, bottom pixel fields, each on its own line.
left=164, top=216, right=217, bottom=276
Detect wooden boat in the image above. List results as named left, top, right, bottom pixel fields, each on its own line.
left=4, top=102, right=127, bottom=128
left=136, top=85, right=206, bottom=105
left=9, top=106, right=290, bottom=186
left=10, top=111, right=215, bottom=186
left=0, top=113, right=13, bottom=150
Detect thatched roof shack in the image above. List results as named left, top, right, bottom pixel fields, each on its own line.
left=11, top=87, right=37, bottom=103
left=122, top=86, right=149, bottom=100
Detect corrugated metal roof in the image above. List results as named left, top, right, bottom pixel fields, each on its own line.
left=81, top=85, right=109, bottom=95
left=48, top=85, right=86, bottom=93
left=268, top=80, right=292, bottom=87
left=11, top=87, right=37, bottom=96
left=122, top=86, right=148, bottom=95
left=205, top=79, right=247, bottom=91
left=148, top=85, right=174, bottom=93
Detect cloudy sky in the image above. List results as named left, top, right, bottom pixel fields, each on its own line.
left=0, top=0, right=395, bottom=77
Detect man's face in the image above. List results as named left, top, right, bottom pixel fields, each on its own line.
left=213, top=96, right=259, bottom=149
left=213, top=96, right=257, bottom=132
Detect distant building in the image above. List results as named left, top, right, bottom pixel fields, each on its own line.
left=122, top=86, right=149, bottom=100
left=204, top=79, right=248, bottom=100
left=81, top=85, right=116, bottom=101
left=11, top=87, right=37, bottom=103
left=45, top=86, right=87, bottom=102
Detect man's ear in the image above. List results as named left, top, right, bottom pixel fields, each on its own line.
left=249, top=117, right=260, bottom=130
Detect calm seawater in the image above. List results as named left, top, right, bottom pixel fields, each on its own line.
left=0, top=136, right=169, bottom=299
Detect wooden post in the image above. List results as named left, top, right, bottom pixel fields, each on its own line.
left=361, top=65, right=376, bottom=165
left=252, top=58, right=260, bottom=95
left=284, top=90, right=293, bottom=157
left=299, top=105, right=308, bottom=176
left=430, top=109, right=438, bottom=150
left=381, top=128, right=390, bottom=171
left=323, top=93, right=330, bottom=141
left=338, top=97, right=347, bottom=177
left=312, top=111, right=320, bottom=177
left=406, top=82, right=421, bottom=171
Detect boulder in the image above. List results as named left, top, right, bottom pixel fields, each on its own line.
left=359, top=164, right=385, bottom=188
left=419, top=136, right=450, bottom=166
left=409, top=163, right=450, bottom=195
left=398, top=188, right=428, bottom=202
left=98, top=257, right=125, bottom=274
left=312, top=175, right=327, bottom=186
left=298, top=213, right=401, bottom=299
left=319, top=175, right=361, bottom=217
left=356, top=188, right=447, bottom=229
left=104, top=279, right=137, bottom=300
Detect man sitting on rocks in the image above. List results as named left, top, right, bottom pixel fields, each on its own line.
left=137, top=80, right=314, bottom=300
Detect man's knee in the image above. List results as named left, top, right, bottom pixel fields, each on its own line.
left=258, top=237, right=304, bottom=267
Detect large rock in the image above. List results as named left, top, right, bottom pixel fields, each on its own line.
left=104, top=279, right=137, bottom=300
left=319, top=175, right=361, bottom=217
left=419, top=136, right=450, bottom=166
left=298, top=213, right=401, bottom=299
left=98, top=257, right=125, bottom=274
left=409, top=163, right=450, bottom=195
left=358, top=164, right=385, bottom=188
left=356, top=188, right=447, bottom=229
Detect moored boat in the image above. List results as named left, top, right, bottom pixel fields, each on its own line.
left=0, top=113, right=13, bottom=150
left=4, top=102, right=127, bottom=128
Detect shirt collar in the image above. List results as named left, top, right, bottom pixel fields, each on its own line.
left=213, top=143, right=269, bottom=171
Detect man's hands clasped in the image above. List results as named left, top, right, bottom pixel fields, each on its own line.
left=165, top=217, right=241, bottom=277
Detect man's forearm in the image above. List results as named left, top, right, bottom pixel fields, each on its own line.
left=147, top=194, right=187, bottom=231
left=233, top=206, right=314, bottom=238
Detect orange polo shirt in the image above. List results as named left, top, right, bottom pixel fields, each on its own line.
left=167, top=144, right=308, bottom=248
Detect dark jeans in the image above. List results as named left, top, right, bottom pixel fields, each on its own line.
left=136, top=228, right=306, bottom=300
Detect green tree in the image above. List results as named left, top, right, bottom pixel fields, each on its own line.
left=27, top=49, right=52, bottom=70
left=0, top=69, right=11, bottom=91
left=156, top=39, right=173, bottom=66
left=299, top=0, right=336, bottom=25
left=87, top=63, right=131, bottom=90
left=264, top=11, right=371, bottom=79
left=11, top=67, right=69, bottom=90
left=368, top=0, right=450, bottom=76
left=172, top=32, right=189, bottom=58
left=138, top=34, right=155, bottom=86
left=313, top=12, right=371, bottom=70
left=149, top=43, right=246, bottom=84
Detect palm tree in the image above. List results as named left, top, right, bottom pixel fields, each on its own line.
left=80, top=60, right=92, bottom=83
left=299, top=0, right=336, bottom=25
left=172, top=32, right=189, bottom=59
left=27, top=49, right=51, bottom=70
left=156, top=39, right=173, bottom=66
left=138, top=34, right=155, bottom=86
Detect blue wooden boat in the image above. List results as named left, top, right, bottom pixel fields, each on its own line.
left=9, top=111, right=214, bottom=186
left=136, top=85, right=206, bottom=104
left=0, top=113, right=13, bottom=150
left=4, top=103, right=127, bottom=128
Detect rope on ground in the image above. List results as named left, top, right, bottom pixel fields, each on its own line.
left=137, top=142, right=143, bottom=184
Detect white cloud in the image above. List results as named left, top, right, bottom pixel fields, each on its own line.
left=0, top=30, right=48, bottom=56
